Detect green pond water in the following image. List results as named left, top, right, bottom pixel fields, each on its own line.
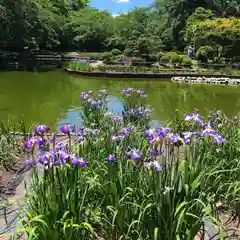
left=0, top=70, right=240, bottom=131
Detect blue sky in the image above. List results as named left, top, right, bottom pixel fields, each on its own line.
left=90, top=0, right=153, bottom=16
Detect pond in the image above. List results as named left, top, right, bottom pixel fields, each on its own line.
left=0, top=70, right=240, bottom=131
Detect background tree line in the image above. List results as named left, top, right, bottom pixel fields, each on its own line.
left=0, top=0, right=239, bottom=61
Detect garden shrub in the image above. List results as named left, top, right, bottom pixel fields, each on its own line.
left=68, top=61, right=94, bottom=71
left=156, top=51, right=165, bottom=60
left=97, top=65, right=106, bottom=72
left=146, top=53, right=158, bottom=62
left=99, top=52, right=113, bottom=60
left=111, top=49, right=122, bottom=56
left=169, top=52, right=182, bottom=66
left=182, top=56, right=192, bottom=66
left=160, top=54, right=170, bottom=63
left=131, top=57, right=145, bottom=66
left=196, top=46, right=215, bottom=62
left=160, top=52, right=182, bottom=66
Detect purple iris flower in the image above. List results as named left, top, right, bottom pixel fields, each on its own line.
left=184, top=113, right=205, bottom=127
left=108, top=154, right=116, bottom=163
left=111, top=115, right=123, bottom=121
left=148, top=148, right=163, bottom=157
left=56, top=140, right=68, bottom=151
left=92, top=129, right=100, bottom=137
left=168, top=133, right=183, bottom=145
left=146, top=127, right=171, bottom=139
left=200, top=121, right=225, bottom=145
left=24, top=138, right=36, bottom=151
left=71, top=156, right=88, bottom=168
left=156, top=127, right=172, bottom=138
left=136, top=107, right=144, bottom=116
left=125, top=149, right=144, bottom=161
left=145, top=161, right=163, bottom=172
left=34, top=125, right=50, bottom=135
left=37, top=137, right=47, bottom=149
left=212, top=134, right=226, bottom=145
left=120, top=88, right=135, bottom=95
left=53, top=161, right=62, bottom=166
left=39, top=152, right=56, bottom=165
left=148, top=136, right=162, bottom=145
left=75, top=135, right=85, bottom=143
left=118, top=127, right=133, bottom=136
left=111, top=135, right=125, bottom=141
left=182, top=132, right=198, bottom=144
left=60, top=124, right=75, bottom=135
left=145, top=129, right=156, bottom=138
left=81, top=92, right=89, bottom=101
left=55, top=150, right=69, bottom=164
left=200, top=121, right=217, bottom=137
left=120, top=89, right=126, bottom=94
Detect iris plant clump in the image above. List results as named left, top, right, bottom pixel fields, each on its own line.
left=20, top=88, right=233, bottom=240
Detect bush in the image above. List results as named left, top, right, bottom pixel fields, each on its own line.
left=196, top=46, right=215, bottom=62
left=111, top=49, right=122, bottom=56
left=99, top=52, right=113, bottom=60
left=131, top=57, right=145, bottom=66
left=68, top=61, right=94, bottom=71
left=160, top=54, right=170, bottom=63
left=156, top=51, right=165, bottom=60
left=147, top=53, right=158, bottom=62
left=169, top=52, right=182, bottom=66
left=182, top=56, right=192, bottom=66
left=160, top=52, right=182, bottom=66
left=97, top=65, right=106, bottom=72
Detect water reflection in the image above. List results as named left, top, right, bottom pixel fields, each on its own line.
left=0, top=70, right=239, bottom=131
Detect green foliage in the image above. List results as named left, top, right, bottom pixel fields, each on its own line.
left=147, top=53, right=158, bottom=62
left=160, top=54, right=170, bottom=63
left=185, top=8, right=240, bottom=60
left=170, top=52, right=182, bottom=66
left=156, top=51, right=165, bottom=60
left=68, top=62, right=94, bottom=71
left=97, top=65, right=106, bottom=72
left=111, top=49, right=122, bottom=56
left=196, top=46, right=215, bottom=62
left=20, top=90, right=230, bottom=239
left=160, top=52, right=183, bottom=66
left=0, top=0, right=239, bottom=61
left=182, top=56, right=192, bottom=66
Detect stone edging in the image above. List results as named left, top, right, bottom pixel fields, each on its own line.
left=64, top=68, right=240, bottom=80
left=171, top=76, right=240, bottom=85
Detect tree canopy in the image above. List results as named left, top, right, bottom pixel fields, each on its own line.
left=0, top=0, right=239, bottom=60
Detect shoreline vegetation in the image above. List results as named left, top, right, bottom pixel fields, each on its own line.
left=1, top=88, right=240, bottom=239
left=65, top=67, right=240, bottom=81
